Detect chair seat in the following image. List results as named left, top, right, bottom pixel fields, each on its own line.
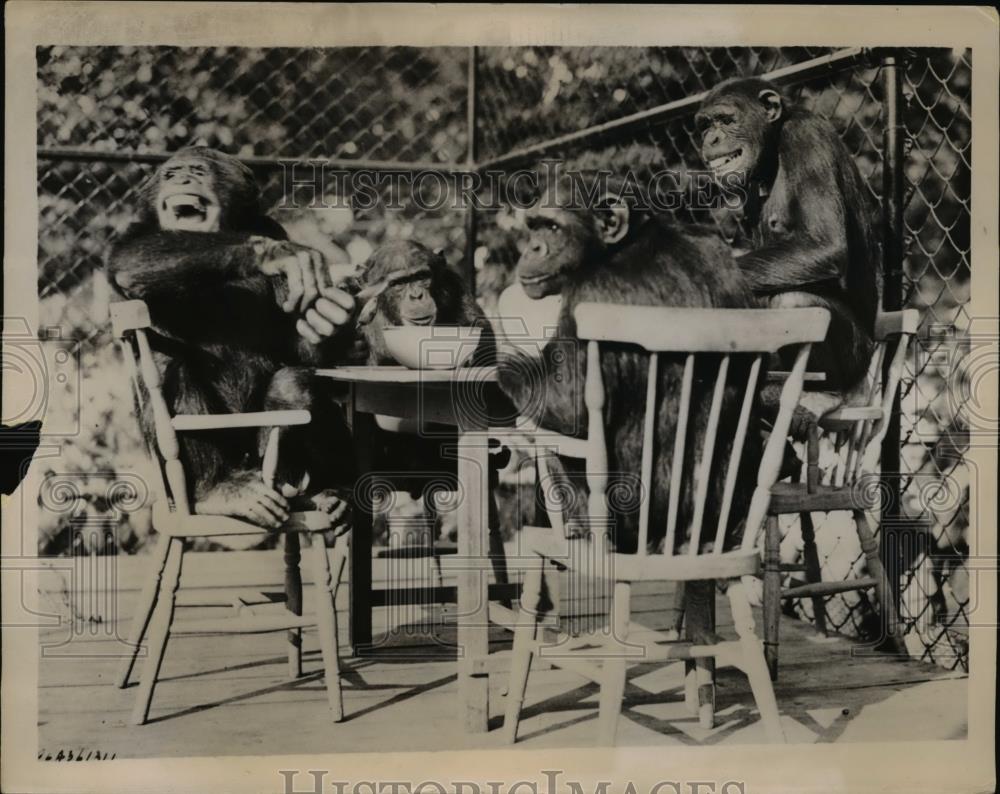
left=516, top=527, right=761, bottom=582
left=768, top=481, right=862, bottom=514
left=152, top=503, right=331, bottom=538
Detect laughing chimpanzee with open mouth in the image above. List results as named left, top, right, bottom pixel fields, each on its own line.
left=107, top=147, right=357, bottom=531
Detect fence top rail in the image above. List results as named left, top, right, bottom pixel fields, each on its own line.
left=39, top=46, right=878, bottom=176
left=476, top=46, right=872, bottom=172
left=36, top=147, right=473, bottom=175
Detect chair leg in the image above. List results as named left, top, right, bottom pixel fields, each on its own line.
left=679, top=584, right=697, bottom=715
left=728, top=578, right=785, bottom=743
left=503, top=566, right=543, bottom=744
left=131, top=537, right=184, bottom=726
left=762, top=515, right=782, bottom=681
left=683, top=660, right=698, bottom=715
left=671, top=581, right=686, bottom=638
left=798, top=511, right=828, bottom=638
left=285, top=532, right=304, bottom=679
left=310, top=532, right=347, bottom=722
left=598, top=581, right=631, bottom=746
left=853, top=509, right=904, bottom=653
left=682, top=580, right=715, bottom=728
left=117, top=532, right=171, bottom=689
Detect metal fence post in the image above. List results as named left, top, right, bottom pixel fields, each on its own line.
left=463, top=46, right=479, bottom=290
left=880, top=50, right=906, bottom=629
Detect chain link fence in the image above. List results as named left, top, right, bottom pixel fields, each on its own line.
left=33, top=45, right=971, bottom=670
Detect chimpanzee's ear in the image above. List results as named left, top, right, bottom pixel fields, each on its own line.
left=593, top=192, right=630, bottom=246
left=758, top=89, right=783, bottom=123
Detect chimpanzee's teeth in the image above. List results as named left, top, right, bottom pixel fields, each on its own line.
left=163, top=194, right=208, bottom=216
left=710, top=149, right=742, bottom=169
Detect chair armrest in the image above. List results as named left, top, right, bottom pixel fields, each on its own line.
left=489, top=418, right=590, bottom=459
left=153, top=503, right=330, bottom=537
left=766, top=371, right=827, bottom=383
left=503, top=526, right=584, bottom=570
left=110, top=300, right=151, bottom=337
left=172, top=410, right=311, bottom=431
left=818, top=405, right=883, bottom=429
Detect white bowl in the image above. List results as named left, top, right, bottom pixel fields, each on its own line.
left=382, top=326, right=483, bottom=370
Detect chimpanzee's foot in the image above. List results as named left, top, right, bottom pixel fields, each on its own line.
left=291, top=488, right=352, bottom=535
left=194, top=470, right=291, bottom=530
left=787, top=392, right=846, bottom=442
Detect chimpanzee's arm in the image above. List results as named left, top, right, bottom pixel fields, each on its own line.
left=736, top=239, right=845, bottom=296
left=107, top=228, right=265, bottom=300
left=736, top=116, right=858, bottom=297
left=496, top=302, right=584, bottom=437
left=289, top=327, right=363, bottom=367
left=736, top=190, right=848, bottom=296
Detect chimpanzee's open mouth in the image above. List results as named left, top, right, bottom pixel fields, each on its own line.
left=162, top=194, right=213, bottom=228
left=519, top=271, right=555, bottom=286
left=708, top=148, right=743, bottom=170
left=402, top=314, right=435, bottom=326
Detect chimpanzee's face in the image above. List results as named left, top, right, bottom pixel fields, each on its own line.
left=156, top=155, right=223, bottom=232
left=385, top=276, right=438, bottom=326
left=696, top=100, right=760, bottom=181
left=517, top=190, right=591, bottom=300
left=517, top=182, right=632, bottom=300
left=696, top=87, right=782, bottom=183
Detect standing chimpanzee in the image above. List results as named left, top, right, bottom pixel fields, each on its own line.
left=497, top=174, right=759, bottom=555
left=353, top=239, right=494, bottom=366
left=107, top=147, right=356, bottom=529
left=696, top=77, right=879, bottom=400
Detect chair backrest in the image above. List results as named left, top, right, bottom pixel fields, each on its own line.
left=536, top=304, right=829, bottom=563
left=831, top=308, right=920, bottom=486
left=110, top=299, right=192, bottom=516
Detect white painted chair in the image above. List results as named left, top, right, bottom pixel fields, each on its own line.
left=111, top=299, right=349, bottom=725
left=501, top=303, right=830, bottom=745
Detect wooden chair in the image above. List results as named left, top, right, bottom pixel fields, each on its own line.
left=502, top=303, right=830, bottom=745
left=111, top=300, right=349, bottom=725
left=761, top=309, right=919, bottom=678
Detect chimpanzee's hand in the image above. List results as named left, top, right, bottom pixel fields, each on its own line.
left=252, top=237, right=356, bottom=342
left=294, top=286, right=355, bottom=345
left=253, top=238, right=330, bottom=313
left=194, top=470, right=291, bottom=530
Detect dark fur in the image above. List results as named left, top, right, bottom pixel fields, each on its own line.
left=107, top=147, right=352, bottom=501
left=697, top=78, right=879, bottom=392
left=498, top=180, right=761, bottom=554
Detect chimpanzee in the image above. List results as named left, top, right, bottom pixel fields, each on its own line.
left=497, top=175, right=760, bottom=555
left=107, top=147, right=356, bottom=529
left=696, top=77, right=879, bottom=397
left=348, top=240, right=509, bottom=590
left=349, top=240, right=497, bottom=486
left=353, top=239, right=494, bottom=366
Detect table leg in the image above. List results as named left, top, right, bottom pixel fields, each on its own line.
left=347, top=397, right=376, bottom=655
left=487, top=450, right=511, bottom=608
left=457, top=428, right=491, bottom=733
